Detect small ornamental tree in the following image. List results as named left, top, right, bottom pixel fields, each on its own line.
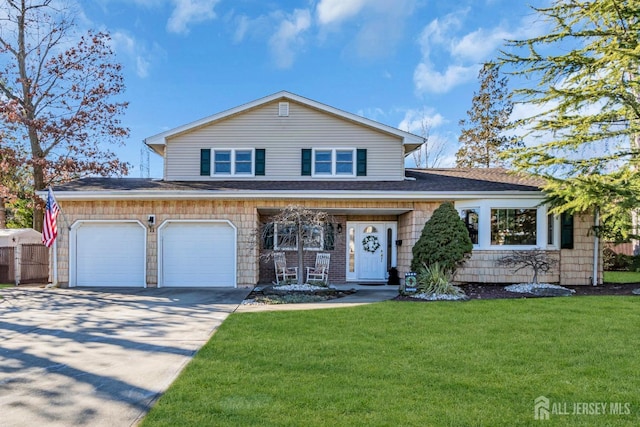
left=411, top=202, right=473, bottom=274
left=496, top=249, right=558, bottom=285
left=261, top=205, right=333, bottom=285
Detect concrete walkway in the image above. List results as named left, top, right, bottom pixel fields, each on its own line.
left=0, top=287, right=250, bottom=427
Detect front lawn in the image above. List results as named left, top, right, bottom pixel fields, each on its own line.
left=142, top=298, right=639, bottom=426
left=604, top=271, right=640, bottom=284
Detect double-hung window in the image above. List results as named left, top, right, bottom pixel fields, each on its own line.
left=273, top=223, right=324, bottom=251
left=212, top=149, right=254, bottom=176
left=312, top=148, right=355, bottom=177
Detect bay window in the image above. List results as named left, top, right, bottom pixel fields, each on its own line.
left=456, top=200, right=556, bottom=249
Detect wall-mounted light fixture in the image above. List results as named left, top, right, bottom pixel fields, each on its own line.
left=147, top=215, right=156, bottom=232
left=337, top=223, right=343, bottom=234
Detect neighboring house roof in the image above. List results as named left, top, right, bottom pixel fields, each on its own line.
left=144, top=91, right=425, bottom=156
left=51, top=168, right=543, bottom=200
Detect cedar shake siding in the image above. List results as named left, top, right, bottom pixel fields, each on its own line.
left=52, top=197, right=600, bottom=288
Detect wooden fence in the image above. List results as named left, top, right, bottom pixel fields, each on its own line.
left=0, top=244, right=49, bottom=285
left=0, top=247, right=15, bottom=284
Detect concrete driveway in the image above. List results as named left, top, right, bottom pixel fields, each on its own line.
left=0, top=287, right=250, bottom=427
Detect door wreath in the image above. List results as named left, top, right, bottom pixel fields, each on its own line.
left=362, top=235, right=381, bottom=253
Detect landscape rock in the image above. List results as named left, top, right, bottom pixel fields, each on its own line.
left=529, top=286, right=574, bottom=297
left=632, top=288, right=640, bottom=295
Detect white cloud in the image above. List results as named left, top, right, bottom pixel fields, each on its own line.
left=451, top=27, right=514, bottom=62
left=233, top=15, right=250, bottom=43
left=268, top=9, right=312, bottom=69
left=111, top=31, right=165, bottom=78
left=412, top=7, right=545, bottom=94
left=316, top=0, right=367, bottom=25
left=414, top=63, right=478, bottom=94
left=166, top=0, right=221, bottom=34
left=316, top=0, right=416, bottom=59
left=413, top=10, right=475, bottom=94
left=398, top=107, right=446, bottom=134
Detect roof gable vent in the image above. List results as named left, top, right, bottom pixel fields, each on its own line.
left=278, top=102, right=289, bottom=117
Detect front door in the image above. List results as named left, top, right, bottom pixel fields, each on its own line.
left=346, top=222, right=397, bottom=282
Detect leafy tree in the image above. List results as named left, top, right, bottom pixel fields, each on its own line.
left=262, top=205, right=333, bottom=285
left=456, top=62, right=519, bottom=168
left=0, top=0, right=129, bottom=230
left=0, top=132, right=29, bottom=228
left=411, top=202, right=473, bottom=274
left=500, top=0, right=640, bottom=236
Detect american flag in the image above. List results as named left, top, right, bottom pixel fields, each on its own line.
left=42, top=188, right=60, bottom=248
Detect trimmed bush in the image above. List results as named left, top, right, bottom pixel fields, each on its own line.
left=411, top=202, right=473, bottom=273
left=603, top=247, right=634, bottom=271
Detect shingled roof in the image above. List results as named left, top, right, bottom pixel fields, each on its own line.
left=52, top=168, right=543, bottom=196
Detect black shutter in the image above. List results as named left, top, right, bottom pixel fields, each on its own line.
left=356, top=149, right=367, bottom=176
left=263, top=223, right=274, bottom=250
left=301, top=149, right=312, bottom=176
left=323, top=223, right=335, bottom=250
left=255, top=149, right=265, bottom=176
left=200, top=149, right=211, bottom=176
left=560, top=212, right=574, bottom=249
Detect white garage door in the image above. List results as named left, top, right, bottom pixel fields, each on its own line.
left=161, top=221, right=236, bottom=287
left=75, top=222, right=146, bottom=287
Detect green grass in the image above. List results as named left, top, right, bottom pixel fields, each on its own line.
left=604, top=271, right=640, bottom=284
left=142, top=298, right=640, bottom=427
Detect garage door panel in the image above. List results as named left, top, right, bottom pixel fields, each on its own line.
left=161, top=222, right=235, bottom=287
left=75, top=223, right=146, bottom=287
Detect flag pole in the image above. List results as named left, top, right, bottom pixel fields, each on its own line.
left=44, top=186, right=69, bottom=288
left=52, top=235, right=58, bottom=287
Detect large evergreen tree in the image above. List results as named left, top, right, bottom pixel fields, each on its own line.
left=455, top=62, right=519, bottom=168
left=500, top=0, right=640, bottom=234
left=411, top=202, right=473, bottom=274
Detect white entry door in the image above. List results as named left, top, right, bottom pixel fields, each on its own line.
left=346, top=222, right=397, bottom=282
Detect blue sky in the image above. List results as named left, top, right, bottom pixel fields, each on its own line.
left=79, top=0, right=548, bottom=178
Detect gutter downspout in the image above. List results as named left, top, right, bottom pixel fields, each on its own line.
left=592, top=208, right=600, bottom=286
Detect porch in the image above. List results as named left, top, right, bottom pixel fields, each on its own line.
left=256, top=206, right=427, bottom=285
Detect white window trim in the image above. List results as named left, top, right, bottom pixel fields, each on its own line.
left=311, top=148, right=356, bottom=178
left=211, top=148, right=255, bottom=177
left=455, top=199, right=556, bottom=250
left=274, top=222, right=324, bottom=251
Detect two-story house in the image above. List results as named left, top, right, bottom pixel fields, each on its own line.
left=49, top=91, right=602, bottom=288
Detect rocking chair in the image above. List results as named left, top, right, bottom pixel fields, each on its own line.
left=306, top=253, right=330, bottom=285
left=274, top=252, right=298, bottom=285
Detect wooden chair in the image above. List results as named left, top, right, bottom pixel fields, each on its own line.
left=306, top=253, right=330, bottom=285
left=274, top=252, right=297, bottom=285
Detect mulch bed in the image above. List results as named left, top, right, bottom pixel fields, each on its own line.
left=397, top=282, right=640, bottom=301
left=245, top=286, right=357, bottom=304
